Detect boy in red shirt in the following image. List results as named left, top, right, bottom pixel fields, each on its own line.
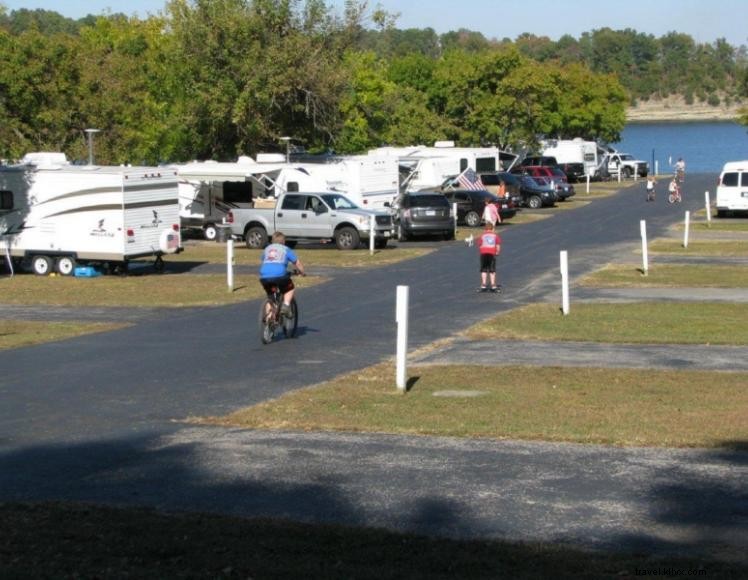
left=477, top=223, right=501, bottom=293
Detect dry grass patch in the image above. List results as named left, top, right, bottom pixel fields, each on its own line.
left=648, top=239, right=748, bottom=256
left=176, top=243, right=433, bottom=267
left=209, top=363, right=748, bottom=448
left=0, top=274, right=324, bottom=308
left=0, top=320, right=126, bottom=350
left=467, top=302, right=748, bottom=344
left=580, top=263, right=748, bottom=287
left=680, top=221, right=748, bottom=232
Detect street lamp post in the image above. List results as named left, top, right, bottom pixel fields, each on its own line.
left=84, top=128, right=101, bottom=165
left=280, top=136, right=291, bottom=163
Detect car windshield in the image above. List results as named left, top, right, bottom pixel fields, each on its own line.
left=620, top=154, right=634, bottom=161
left=320, top=193, right=359, bottom=209
left=409, top=194, right=448, bottom=207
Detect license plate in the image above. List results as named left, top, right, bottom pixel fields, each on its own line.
left=426, top=210, right=436, bottom=216
left=383, top=231, right=390, bottom=237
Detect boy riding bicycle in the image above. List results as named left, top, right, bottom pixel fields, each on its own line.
left=259, top=232, right=306, bottom=317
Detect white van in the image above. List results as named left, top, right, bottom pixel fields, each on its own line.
left=716, top=161, right=748, bottom=216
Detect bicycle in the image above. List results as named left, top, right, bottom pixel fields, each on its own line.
left=258, top=273, right=300, bottom=344
left=668, top=184, right=682, bottom=204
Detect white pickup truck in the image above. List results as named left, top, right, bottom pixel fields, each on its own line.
left=606, top=152, right=649, bottom=178
left=227, top=192, right=394, bottom=250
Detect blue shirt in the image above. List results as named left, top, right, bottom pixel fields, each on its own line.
left=259, top=243, right=298, bottom=279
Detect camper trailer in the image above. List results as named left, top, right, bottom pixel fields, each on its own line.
left=0, top=153, right=181, bottom=275
left=541, top=139, right=608, bottom=179
left=175, top=157, right=284, bottom=240
left=369, top=142, right=517, bottom=192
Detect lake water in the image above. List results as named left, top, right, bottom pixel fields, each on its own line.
left=617, top=121, right=748, bottom=174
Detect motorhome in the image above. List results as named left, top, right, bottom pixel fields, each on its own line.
left=0, top=152, right=181, bottom=275
left=716, top=160, right=748, bottom=216
left=369, top=142, right=517, bottom=193
left=541, top=139, right=608, bottom=179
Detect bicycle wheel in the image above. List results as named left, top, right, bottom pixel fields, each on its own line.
left=282, top=298, right=298, bottom=338
left=258, top=299, right=275, bottom=344
left=668, top=193, right=675, bottom=204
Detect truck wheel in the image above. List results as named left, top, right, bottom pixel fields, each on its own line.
left=622, top=166, right=632, bottom=178
left=56, top=256, right=76, bottom=276
left=374, top=238, right=388, bottom=249
left=203, top=224, right=218, bottom=241
left=335, top=226, right=360, bottom=250
left=245, top=226, right=268, bottom=249
left=465, top=210, right=480, bottom=227
left=527, top=195, right=542, bottom=209
left=397, top=224, right=409, bottom=242
left=31, top=255, right=53, bottom=276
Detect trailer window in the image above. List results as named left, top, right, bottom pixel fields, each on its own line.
left=722, top=172, right=739, bottom=187
left=460, top=158, right=468, bottom=172
left=0, top=190, right=12, bottom=211
left=286, top=182, right=299, bottom=192
left=742, top=173, right=748, bottom=187
left=475, top=157, right=496, bottom=173
left=222, top=181, right=253, bottom=204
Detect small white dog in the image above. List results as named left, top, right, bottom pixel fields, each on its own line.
left=464, top=234, right=474, bottom=247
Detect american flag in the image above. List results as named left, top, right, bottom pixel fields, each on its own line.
left=456, top=167, right=483, bottom=191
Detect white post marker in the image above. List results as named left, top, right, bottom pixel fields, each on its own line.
left=705, top=191, right=711, bottom=228
left=452, top=202, right=458, bottom=233
left=683, top=210, right=690, bottom=248
left=655, top=160, right=659, bottom=176
left=227, top=238, right=234, bottom=291
left=560, top=250, right=569, bottom=316
left=617, top=168, right=621, bottom=183
left=369, top=214, right=375, bottom=255
left=395, top=285, right=409, bottom=393
left=586, top=173, right=590, bottom=194
left=640, top=219, right=649, bottom=276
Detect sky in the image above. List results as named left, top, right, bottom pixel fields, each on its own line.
left=1, top=0, right=746, bottom=47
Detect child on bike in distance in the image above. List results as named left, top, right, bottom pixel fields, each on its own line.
left=477, top=223, right=502, bottom=293
left=259, top=232, right=306, bottom=317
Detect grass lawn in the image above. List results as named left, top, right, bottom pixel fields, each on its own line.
left=175, top=242, right=433, bottom=267
left=4, top=502, right=742, bottom=580
left=0, top=320, right=126, bottom=350
left=580, top=263, right=748, bottom=287
left=648, top=239, right=748, bottom=256
left=0, top=273, right=324, bottom=307
left=467, top=302, right=748, bottom=345
left=207, top=363, right=748, bottom=449
left=679, top=220, right=748, bottom=232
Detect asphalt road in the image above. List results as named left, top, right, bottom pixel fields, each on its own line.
left=3, top=174, right=746, bottom=561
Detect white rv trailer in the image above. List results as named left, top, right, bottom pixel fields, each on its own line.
left=0, top=152, right=181, bottom=275
left=369, top=142, right=517, bottom=192
left=176, top=154, right=398, bottom=239
left=541, top=138, right=608, bottom=179
left=175, top=156, right=285, bottom=240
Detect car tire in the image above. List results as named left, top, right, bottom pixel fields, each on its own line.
left=374, top=238, right=388, bottom=249
left=245, top=226, right=268, bottom=249
left=527, top=195, right=542, bottom=209
left=397, top=224, right=409, bottom=242
left=465, top=210, right=480, bottom=227
left=443, top=230, right=455, bottom=241
left=623, top=166, right=632, bottom=178
left=335, top=226, right=360, bottom=250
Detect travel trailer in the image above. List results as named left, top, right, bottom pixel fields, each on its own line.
left=176, top=154, right=398, bottom=239
left=369, top=142, right=518, bottom=192
left=0, top=152, right=181, bottom=275
left=541, top=139, right=608, bottom=179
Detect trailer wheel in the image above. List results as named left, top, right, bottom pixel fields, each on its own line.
left=31, top=255, right=53, bottom=276
left=335, top=226, right=360, bottom=250
left=245, top=226, right=268, bottom=249
left=56, top=256, right=76, bottom=276
left=154, top=256, right=165, bottom=273
left=203, top=224, right=218, bottom=241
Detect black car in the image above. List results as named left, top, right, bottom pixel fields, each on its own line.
left=394, top=192, right=454, bottom=241
left=517, top=176, right=557, bottom=208
left=515, top=155, right=585, bottom=183
left=443, top=189, right=517, bottom=227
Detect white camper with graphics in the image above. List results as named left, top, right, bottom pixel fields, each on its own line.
left=0, top=152, right=181, bottom=275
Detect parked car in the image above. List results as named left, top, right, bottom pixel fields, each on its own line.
left=515, top=154, right=586, bottom=182
left=517, top=176, right=557, bottom=209
left=393, top=191, right=454, bottom=241
left=605, top=152, right=649, bottom=178
left=511, top=165, right=576, bottom=201
left=443, top=189, right=518, bottom=227
left=476, top=172, right=523, bottom=206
